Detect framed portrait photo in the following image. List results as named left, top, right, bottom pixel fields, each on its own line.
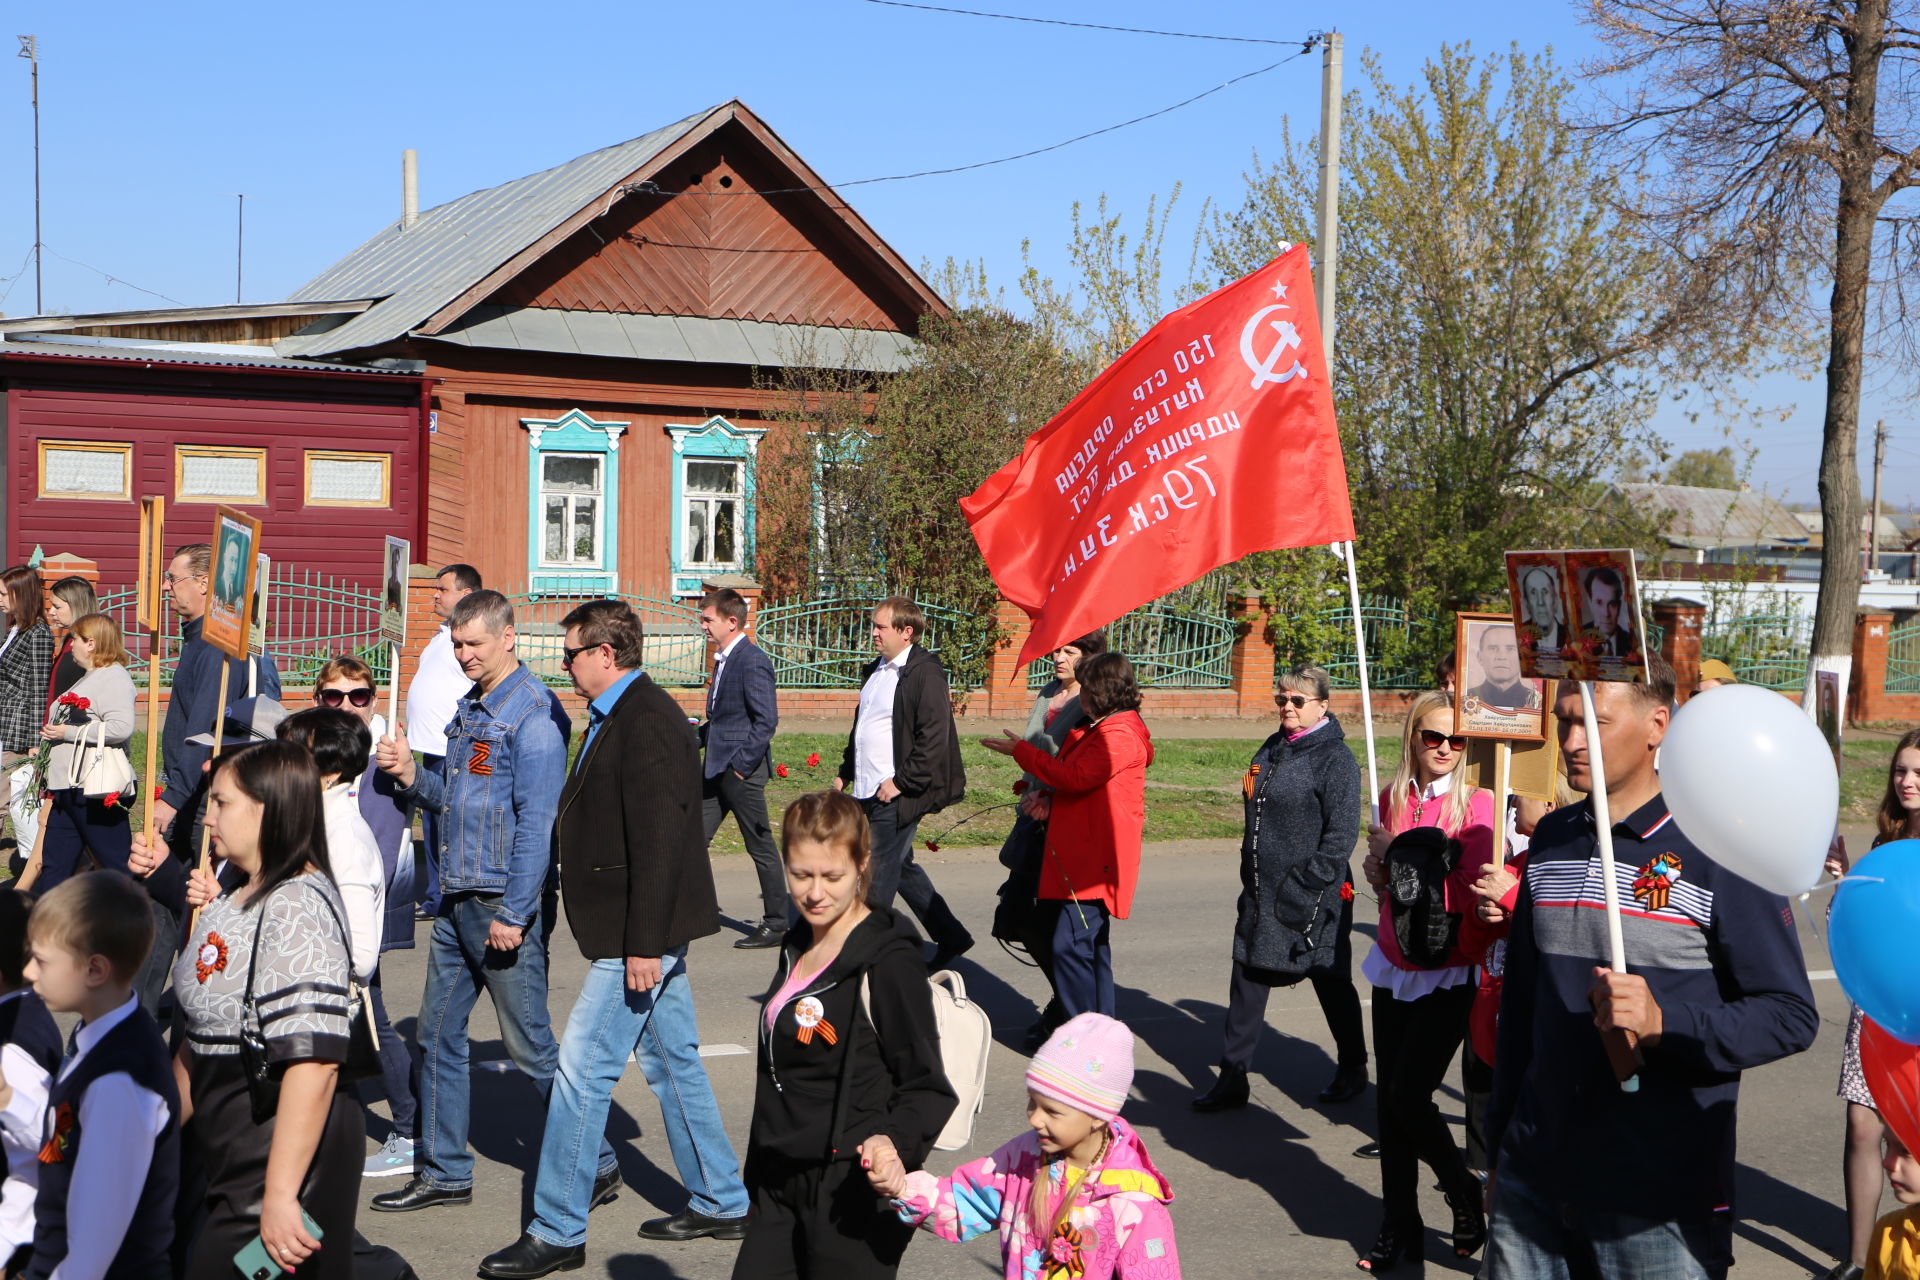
left=381, top=535, right=410, bottom=645
left=1505, top=551, right=1576, bottom=681
left=248, top=554, right=271, bottom=656
left=202, top=506, right=261, bottom=660
left=1456, top=613, right=1547, bottom=741
left=1563, top=549, right=1647, bottom=683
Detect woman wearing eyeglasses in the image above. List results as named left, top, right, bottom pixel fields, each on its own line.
left=311, top=656, right=421, bottom=1179
left=1192, top=663, right=1366, bottom=1114
left=1354, top=689, right=1495, bottom=1274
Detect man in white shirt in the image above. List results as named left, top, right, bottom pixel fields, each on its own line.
left=405, top=564, right=480, bottom=919
left=832, top=596, right=971, bottom=969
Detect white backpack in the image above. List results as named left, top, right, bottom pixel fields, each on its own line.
left=862, top=967, right=993, bottom=1151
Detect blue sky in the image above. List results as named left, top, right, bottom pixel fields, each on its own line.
left=0, top=0, right=1910, bottom=505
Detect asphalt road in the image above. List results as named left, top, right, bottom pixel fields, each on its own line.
left=354, top=837, right=1862, bottom=1280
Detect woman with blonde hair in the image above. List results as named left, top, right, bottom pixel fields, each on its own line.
left=43, top=575, right=98, bottom=701
left=32, top=613, right=137, bottom=892
left=1355, top=689, right=1496, bottom=1273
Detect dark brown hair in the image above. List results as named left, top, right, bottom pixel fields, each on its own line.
left=876, top=595, right=926, bottom=643
left=215, top=739, right=333, bottom=905
left=560, top=599, right=645, bottom=669
left=28, top=873, right=154, bottom=984
left=1877, top=728, right=1920, bottom=847
left=436, top=563, right=482, bottom=591
left=1062, top=630, right=1107, bottom=658
left=780, top=790, right=874, bottom=904
left=703, top=588, right=749, bottom=628
left=1619, top=653, right=1678, bottom=712
left=1078, top=651, right=1143, bottom=718
left=1, top=567, right=43, bottom=627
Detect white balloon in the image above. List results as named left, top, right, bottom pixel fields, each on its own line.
left=1659, top=684, right=1837, bottom=896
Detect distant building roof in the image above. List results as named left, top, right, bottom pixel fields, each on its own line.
left=426, top=305, right=916, bottom=372
left=1792, top=510, right=1908, bottom=550
left=1614, top=483, right=1809, bottom=550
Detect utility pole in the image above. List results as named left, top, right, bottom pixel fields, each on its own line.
left=1867, top=418, right=1886, bottom=580
left=1313, top=29, right=1343, bottom=364
left=17, top=35, right=40, bottom=315
left=234, top=194, right=245, bottom=303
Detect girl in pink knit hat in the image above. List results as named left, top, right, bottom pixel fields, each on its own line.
left=860, top=1013, right=1181, bottom=1279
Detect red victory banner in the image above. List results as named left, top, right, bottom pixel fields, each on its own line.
left=961, top=244, right=1352, bottom=666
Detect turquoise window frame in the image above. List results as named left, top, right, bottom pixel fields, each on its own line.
left=523, top=408, right=627, bottom=596
left=667, top=415, right=764, bottom=597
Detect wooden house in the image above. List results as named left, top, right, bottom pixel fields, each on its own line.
left=3, top=100, right=945, bottom=600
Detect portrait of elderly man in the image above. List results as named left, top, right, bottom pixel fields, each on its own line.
left=1468, top=623, right=1540, bottom=712
left=1517, top=564, right=1566, bottom=654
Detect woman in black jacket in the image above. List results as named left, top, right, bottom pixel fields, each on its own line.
left=734, top=790, right=956, bottom=1280
left=1192, top=663, right=1367, bottom=1111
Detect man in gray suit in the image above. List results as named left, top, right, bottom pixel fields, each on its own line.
left=698, top=588, right=785, bottom=949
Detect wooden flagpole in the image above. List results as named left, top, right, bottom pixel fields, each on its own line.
left=1579, top=678, right=1640, bottom=1090
left=1340, top=540, right=1380, bottom=821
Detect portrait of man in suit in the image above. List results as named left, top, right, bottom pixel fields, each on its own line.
left=1581, top=565, right=1637, bottom=658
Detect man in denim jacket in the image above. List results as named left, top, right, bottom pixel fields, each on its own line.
left=368, top=590, right=619, bottom=1214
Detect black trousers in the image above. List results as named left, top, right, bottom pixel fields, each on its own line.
left=732, top=1159, right=916, bottom=1280
left=704, top=758, right=788, bottom=926
left=1372, top=981, right=1476, bottom=1225
left=862, top=798, right=970, bottom=953
left=1462, top=1038, right=1494, bottom=1173
left=1221, top=888, right=1368, bottom=1073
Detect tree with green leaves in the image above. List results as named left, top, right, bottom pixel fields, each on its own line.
left=1665, top=447, right=1742, bottom=490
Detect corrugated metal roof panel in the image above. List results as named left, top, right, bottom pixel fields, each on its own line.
left=0, top=336, right=414, bottom=377
left=276, top=106, right=719, bottom=359
left=1615, top=483, right=1808, bottom=547
left=423, top=306, right=914, bottom=372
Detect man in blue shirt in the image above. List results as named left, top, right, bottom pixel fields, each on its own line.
left=478, top=599, right=744, bottom=1280
left=369, top=591, right=618, bottom=1216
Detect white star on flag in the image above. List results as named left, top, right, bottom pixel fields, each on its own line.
left=1270, top=281, right=1290, bottom=300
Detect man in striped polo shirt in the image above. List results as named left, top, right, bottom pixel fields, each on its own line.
left=1483, top=658, right=1818, bottom=1279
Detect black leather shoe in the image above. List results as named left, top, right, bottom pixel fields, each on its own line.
left=1318, top=1064, right=1369, bottom=1104
left=636, top=1208, right=750, bottom=1242
left=1353, top=1141, right=1381, bottom=1159
left=477, top=1233, right=585, bottom=1280
left=928, top=937, right=975, bottom=973
left=590, top=1166, right=621, bottom=1210
left=1190, top=1065, right=1250, bottom=1112
left=369, top=1177, right=471, bottom=1213
left=734, top=922, right=785, bottom=950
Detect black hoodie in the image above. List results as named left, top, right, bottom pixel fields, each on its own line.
left=748, top=906, right=957, bottom=1176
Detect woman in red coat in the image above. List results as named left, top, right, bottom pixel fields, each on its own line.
left=982, top=652, right=1152, bottom=1019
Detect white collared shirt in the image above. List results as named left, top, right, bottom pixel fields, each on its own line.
left=0, top=990, right=48, bottom=1255
left=50, top=993, right=170, bottom=1280
left=852, top=645, right=912, bottom=800
left=324, top=779, right=387, bottom=980
left=405, top=624, right=467, bottom=757
left=709, top=634, right=746, bottom=700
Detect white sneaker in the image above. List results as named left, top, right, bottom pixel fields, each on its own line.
left=362, top=1134, right=415, bottom=1178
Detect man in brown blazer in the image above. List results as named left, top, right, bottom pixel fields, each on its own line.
left=478, top=600, right=748, bottom=1280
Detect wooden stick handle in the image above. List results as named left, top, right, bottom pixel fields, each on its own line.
left=189, top=660, right=230, bottom=933
left=144, top=647, right=161, bottom=847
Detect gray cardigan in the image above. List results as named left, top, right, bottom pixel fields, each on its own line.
left=1233, top=714, right=1362, bottom=974
left=44, top=662, right=136, bottom=791
left=1019, top=679, right=1086, bottom=786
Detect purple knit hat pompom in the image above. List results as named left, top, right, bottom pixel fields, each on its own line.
left=1025, top=1013, right=1135, bottom=1123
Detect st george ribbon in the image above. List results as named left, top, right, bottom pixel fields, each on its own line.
left=961, top=244, right=1354, bottom=667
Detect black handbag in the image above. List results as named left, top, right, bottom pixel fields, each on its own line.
left=237, top=882, right=380, bottom=1125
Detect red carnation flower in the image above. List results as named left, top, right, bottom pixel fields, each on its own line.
left=73, top=697, right=89, bottom=711
left=805, top=751, right=821, bottom=768
left=103, top=793, right=121, bottom=810
left=775, top=764, right=789, bottom=778
left=924, top=840, right=941, bottom=852
left=153, top=785, right=164, bottom=801
left=1012, top=779, right=1030, bottom=796
left=1340, top=882, right=1355, bottom=902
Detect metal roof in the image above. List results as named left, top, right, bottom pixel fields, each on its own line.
left=277, top=106, right=717, bottom=359
left=427, top=305, right=917, bottom=372
left=0, top=334, right=418, bottom=377
left=1614, top=483, right=1808, bottom=548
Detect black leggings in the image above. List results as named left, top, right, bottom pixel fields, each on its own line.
left=732, top=1159, right=916, bottom=1280
left=1372, top=982, right=1477, bottom=1225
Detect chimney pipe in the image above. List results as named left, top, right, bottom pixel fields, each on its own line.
left=402, top=149, right=419, bottom=231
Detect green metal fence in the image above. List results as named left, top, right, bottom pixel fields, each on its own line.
left=1318, top=594, right=1444, bottom=689
left=757, top=594, right=994, bottom=690
left=1024, top=575, right=1238, bottom=691
left=1888, top=617, right=1920, bottom=694
left=1703, top=613, right=1811, bottom=692
left=502, top=576, right=706, bottom=687
left=99, top=567, right=389, bottom=687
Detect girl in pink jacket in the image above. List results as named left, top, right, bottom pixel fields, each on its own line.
left=859, top=1014, right=1181, bottom=1280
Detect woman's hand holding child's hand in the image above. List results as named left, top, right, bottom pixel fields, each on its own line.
left=859, top=1135, right=906, bottom=1198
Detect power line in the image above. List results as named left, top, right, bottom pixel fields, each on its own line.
left=39, top=246, right=184, bottom=307
left=857, top=0, right=1317, bottom=47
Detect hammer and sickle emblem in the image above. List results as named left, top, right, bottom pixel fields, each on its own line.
left=1239, top=304, right=1310, bottom=389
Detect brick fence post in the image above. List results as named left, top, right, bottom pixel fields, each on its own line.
left=1854, top=610, right=1892, bottom=724
left=984, top=600, right=1033, bottom=718
left=1651, top=597, right=1705, bottom=698
left=1231, top=594, right=1276, bottom=717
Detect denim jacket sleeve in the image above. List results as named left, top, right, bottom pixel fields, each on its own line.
left=400, top=755, right=447, bottom=814
left=498, top=694, right=568, bottom=928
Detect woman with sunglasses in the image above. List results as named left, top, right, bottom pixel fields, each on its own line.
left=311, top=656, right=421, bottom=1179
left=1354, top=689, right=1496, bottom=1273
left=1192, top=663, right=1367, bottom=1114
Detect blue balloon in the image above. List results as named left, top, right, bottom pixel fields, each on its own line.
left=1832, top=840, right=1920, bottom=1045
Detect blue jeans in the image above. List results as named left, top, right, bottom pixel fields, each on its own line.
left=529, top=951, right=746, bottom=1246
left=1484, top=1165, right=1726, bottom=1280
left=416, top=891, right=614, bottom=1190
